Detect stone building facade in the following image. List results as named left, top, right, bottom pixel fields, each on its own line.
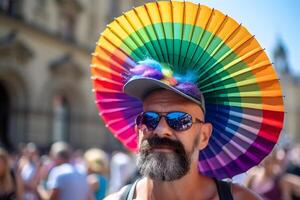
left=0, top=0, right=148, bottom=152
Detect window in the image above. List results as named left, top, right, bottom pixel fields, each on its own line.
left=56, top=0, right=82, bottom=42
left=0, top=0, right=22, bottom=18
left=0, top=83, right=10, bottom=148
left=52, top=95, right=70, bottom=142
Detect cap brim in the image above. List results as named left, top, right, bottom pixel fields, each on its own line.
left=123, top=77, right=205, bottom=112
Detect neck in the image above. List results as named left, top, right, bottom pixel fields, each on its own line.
left=56, top=160, right=69, bottom=166
left=138, top=162, right=217, bottom=200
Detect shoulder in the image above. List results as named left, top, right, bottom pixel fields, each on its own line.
left=49, top=164, right=72, bottom=175
left=104, top=186, right=129, bottom=200
left=231, top=183, right=263, bottom=200
left=47, top=165, right=68, bottom=181
left=48, top=166, right=61, bottom=177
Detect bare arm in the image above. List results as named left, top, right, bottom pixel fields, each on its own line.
left=15, top=170, right=24, bottom=200
left=37, top=185, right=60, bottom=200
left=87, top=174, right=100, bottom=192
left=280, top=174, right=300, bottom=200
left=87, top=190, right=95, bottom=200
left=49, top=188, right=60, bottom=200
left=37, top=184, right=49, bottom=200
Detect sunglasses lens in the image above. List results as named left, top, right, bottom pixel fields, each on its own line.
left=140, top=112, right=160, bottom=131
left=167, top=112, right=193, bottom=131
left=136, top=111, right=194, bottom=132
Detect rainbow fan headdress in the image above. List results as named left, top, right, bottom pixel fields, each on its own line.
left=91, top=1, right=284, bottom=179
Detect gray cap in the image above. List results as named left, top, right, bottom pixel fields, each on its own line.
left=123, top=77, right=205, bottom=113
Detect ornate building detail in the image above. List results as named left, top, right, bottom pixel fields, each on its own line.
left=0, top=31, right=33, bottom=65
left=49, top=54, right=84, bottom=79
left=55, top=0, right=82, bottom=42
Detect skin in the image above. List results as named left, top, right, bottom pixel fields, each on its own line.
left=86, top=167, right=101, bottom=193
left=105, top=89, right=262, bottom=200
left=0, top=155, right=24, bottom=200
left=15, top=171, right=24, bottom=200
left=281, top=174, right=300, bottom=200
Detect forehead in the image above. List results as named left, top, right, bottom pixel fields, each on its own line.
left=143, top=89, right=204, bottom=116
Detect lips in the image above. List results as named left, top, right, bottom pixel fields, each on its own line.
left=150, top=145, right=176, bottom=152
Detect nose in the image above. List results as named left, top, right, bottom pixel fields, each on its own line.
left=153, top=116, right=174, bottom=138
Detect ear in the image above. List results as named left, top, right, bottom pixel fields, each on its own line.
left=135, top=125, right=141, bottom=147
left=135, top=125, right=144, bottom=142
left=198, top=123, right=212, bottom=150
left=135, top=124, right=148, bottom=135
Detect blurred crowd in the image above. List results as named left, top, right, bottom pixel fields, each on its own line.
left=244, top=144, right=300, bottom=200
left=0, top=141, right=300, bottom=200
left=0, top=142, right=137, bottom=200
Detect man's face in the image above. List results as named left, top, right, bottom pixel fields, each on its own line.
left=136, top=89, right=211, bottom=181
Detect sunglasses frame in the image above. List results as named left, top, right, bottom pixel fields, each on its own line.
left=136, top=111, right=205, bottom=132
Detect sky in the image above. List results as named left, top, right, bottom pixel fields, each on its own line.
left=188, top=0, right=300, bottom=75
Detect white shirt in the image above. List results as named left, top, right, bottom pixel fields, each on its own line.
left=47, top=163, right=89, bottom=200
left=109, top=152, right=136, bottom=193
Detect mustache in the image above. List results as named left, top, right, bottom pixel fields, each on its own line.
left=140, top=136, right=185, bottom=154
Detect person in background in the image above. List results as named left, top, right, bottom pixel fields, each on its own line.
left=246, top=151, right=284, bottom=200
left=38, top=154, right=54, bottom=191
left=285, top=144, right=300, bottom=177
left=280, top=174, right=300, bottom=200
left=246, top=149, right=300, bottom=200
left=108, top=151, right=136, bottom=194
left=0, top=147, right=23, bottom=200
left=18, top=143, right=41, bottom=200
left=84, top=148, right=109, bottom=200
left=282, top=144, right=300, bottom=200
left=37, top=141, right=91, bottom=200
left=72, top=149, right=87, bottom=174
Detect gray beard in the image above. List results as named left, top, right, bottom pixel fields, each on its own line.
left=137, top=150, right=191, bottom=181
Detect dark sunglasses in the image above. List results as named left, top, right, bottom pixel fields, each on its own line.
left=135, top=111, right=204, bottom=132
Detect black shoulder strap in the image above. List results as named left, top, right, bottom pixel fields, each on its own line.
left=214, top=178, right=233, bottom=200
left=120, top=184, right=133, bottom=200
